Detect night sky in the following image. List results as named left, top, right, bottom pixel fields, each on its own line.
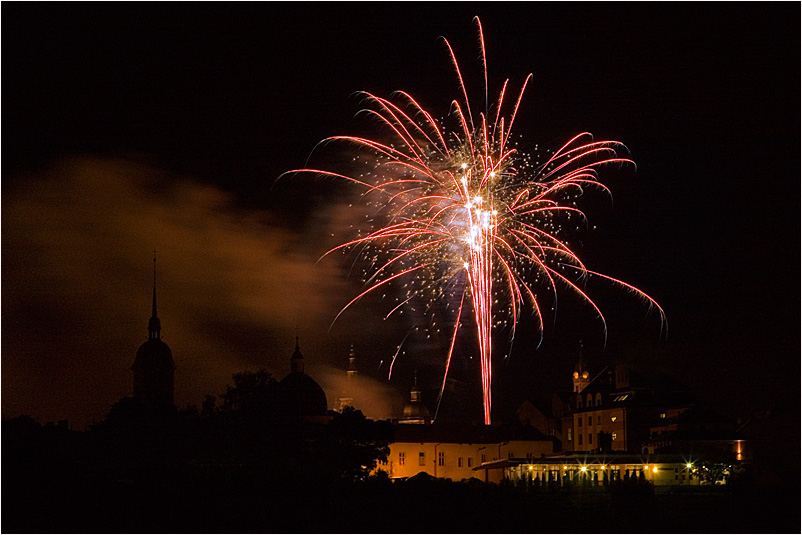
left=3, top=3, right=799, bottom=429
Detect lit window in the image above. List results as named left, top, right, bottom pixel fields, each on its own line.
left=611, top=416, right=617, bottom=422
left=567, top=428, right=572, bottom=441
left=399, top=452, right=405, bottom=466
left=481, top=453, right=486, bottom=463
left=438, top=451, right=445, bottom=466
left=458, top=457, right=463, bottom=467
left=660, top=412, right=666, bottom=419
left=468, top=458, right=473, bottom=467
left=419, top=452, right=425, bottom=466
left=612, top=432, right=618, bottom=441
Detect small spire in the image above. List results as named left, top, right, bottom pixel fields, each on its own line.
left=410, top=370, right=420, bottom=402
left=291, top=334, right=304, bottom=374
left=152, top=252, right=157, bottom=318
left=148, top=253, right=161, bottom=340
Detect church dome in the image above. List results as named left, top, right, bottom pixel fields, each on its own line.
left=277, top=337, right=328, bottom=416
left=278, top=372, right=328, bottom=416
left=133, top=339, right=174, bottom=371
left=403, top=398, right=430, bottom=420
left=400, top=373, right=430, bottom=424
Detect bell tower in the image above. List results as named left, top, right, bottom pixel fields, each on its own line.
left=572, top=341, right=590, bottom=393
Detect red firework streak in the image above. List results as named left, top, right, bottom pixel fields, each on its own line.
left=284, top=17, right=665, bottom=425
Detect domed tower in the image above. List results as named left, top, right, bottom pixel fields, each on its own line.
left=572, top=341, right=590, bottom=393
left=400, top=371, right=431, bottom=424
left=278, top=337, right=328, bottom=416
left=132, top=256, right=175, bottom=406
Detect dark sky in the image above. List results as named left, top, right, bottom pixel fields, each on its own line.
left=3, top=3, right=799, bottom=428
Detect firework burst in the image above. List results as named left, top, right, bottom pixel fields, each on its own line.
left=283, top=17, right=665, bottom=424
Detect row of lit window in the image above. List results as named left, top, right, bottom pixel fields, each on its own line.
left=400, top=451, right=529, bottom=468
left=399, top=452, right=483, bottom=467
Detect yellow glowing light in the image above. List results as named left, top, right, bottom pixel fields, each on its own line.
left=490, top=171, right=496, bottom=177
left=686, top=463, right=692, bottom=468
left=528, top=465, right=533, bottom=471
left=653, top=467, right=658, bottom=473
left=644, top=465, right=648, bottom=470
left=461, top=163, right=468, bottom=169
left=580, top=466, right=587, bottom=472
left=563, top=466, right=567, bottom=470
left=600, top=465, right=605, bottom=470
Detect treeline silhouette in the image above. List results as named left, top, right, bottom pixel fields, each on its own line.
left=3, top=370, right=799, bottom=533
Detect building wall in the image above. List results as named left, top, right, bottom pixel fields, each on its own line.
left=380, top=439, right=554, bottom=483
left=572, top=407, right=627, bottom=452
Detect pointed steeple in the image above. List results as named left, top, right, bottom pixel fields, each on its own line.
left=410, top=370, right=420, bottom=402
left=148, top=253, right=161, bottom=340
left=290, top=335, right=305, bottom=374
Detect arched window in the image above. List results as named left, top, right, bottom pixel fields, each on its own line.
left=577, top=395, right=583, bottom=409
left=586, top=393, right=593, bottom=407
left=595, top=393, right=602, bottom=407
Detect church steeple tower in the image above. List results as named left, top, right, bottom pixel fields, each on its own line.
left=132, top=254, right=175, bottom=406
left=572, top=340, right=590, bottom=393
left=400, top=370, right=431, bottom=424
left=346, top=344, right=358, bottom=379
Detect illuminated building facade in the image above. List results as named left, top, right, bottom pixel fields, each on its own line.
left=520, top=355, right=741, bottom=463
left=377, top=424, right=556, bottom=483
left=499, top=453, right=705, bottom=487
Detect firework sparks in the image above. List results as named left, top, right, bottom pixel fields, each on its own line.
left=283, top=17, right=665, bottom=425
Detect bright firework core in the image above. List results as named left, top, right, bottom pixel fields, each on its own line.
left=286, top=17, right=665, bottom=425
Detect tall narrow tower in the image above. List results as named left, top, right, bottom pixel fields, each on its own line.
left=132, top=255, right=175, bottom=405
left=335, top=344, right=358, bottom=412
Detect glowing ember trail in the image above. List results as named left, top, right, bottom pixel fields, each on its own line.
left=283, top=18, right=665, bottom=425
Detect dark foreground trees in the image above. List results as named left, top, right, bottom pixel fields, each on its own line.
left=3, top=370, right=799, bottom=533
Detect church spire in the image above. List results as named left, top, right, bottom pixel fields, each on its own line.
left=291, top=334, right=305, bottom=374
left=148, top=253, right=161, bottom=340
